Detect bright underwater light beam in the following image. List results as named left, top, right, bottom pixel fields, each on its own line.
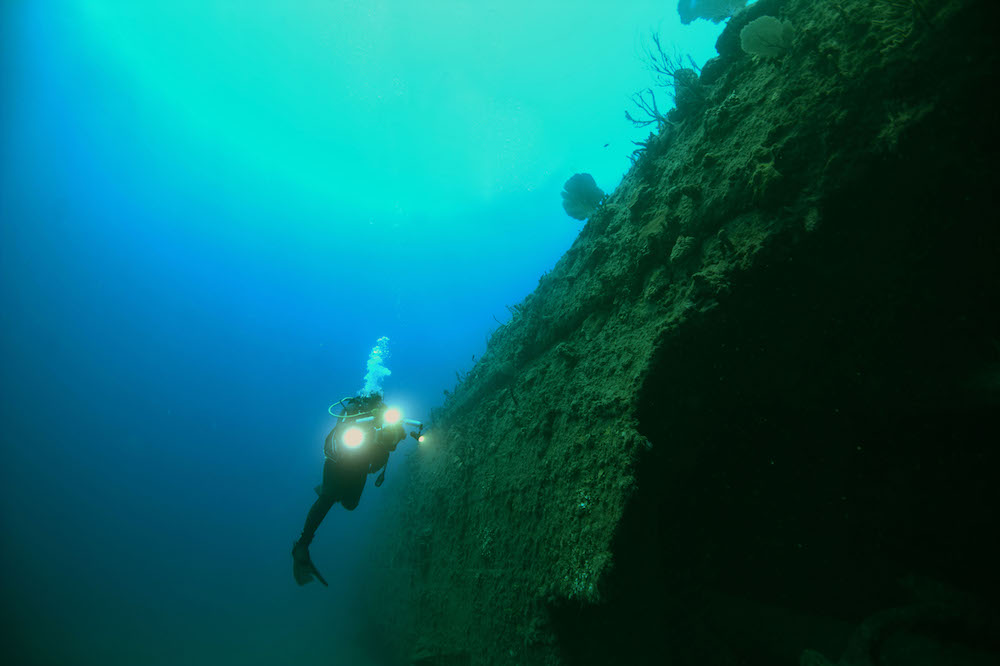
left=342, top=426, right=365, bottom=449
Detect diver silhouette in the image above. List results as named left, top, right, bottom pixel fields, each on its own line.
left=292, top=392, right=416, bottom=586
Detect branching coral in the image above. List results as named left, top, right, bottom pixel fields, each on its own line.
left=627, top=32, right=704, bottom=129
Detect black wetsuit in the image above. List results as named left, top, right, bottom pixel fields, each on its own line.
left=298, top=407, right=404, bottom=546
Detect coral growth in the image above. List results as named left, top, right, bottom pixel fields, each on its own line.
left=561, top=174, right=604, bottom=220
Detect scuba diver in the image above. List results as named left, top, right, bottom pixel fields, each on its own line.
left=292, top=391, right=424, bottom=586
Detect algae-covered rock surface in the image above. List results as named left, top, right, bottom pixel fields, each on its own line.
left=365, top=0, right=1000, bottom=663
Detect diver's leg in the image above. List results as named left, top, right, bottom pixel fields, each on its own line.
left=339, top=469, right=367, bottom=511
left=299, top=459, right=341, bottom=545
left=298, top=493, right=335, bottom=546
left=293, top=493, right=335, bottom=586
left=292, top=460, right=342, bottom=586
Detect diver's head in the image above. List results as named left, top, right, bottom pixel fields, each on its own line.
left=349, top=392, right=384, bottom=412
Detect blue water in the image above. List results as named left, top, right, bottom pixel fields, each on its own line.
left=1, top=3, right=724, bottom=664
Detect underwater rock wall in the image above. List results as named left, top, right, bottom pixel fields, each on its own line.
left=366, top=0, right=1000, bottom=663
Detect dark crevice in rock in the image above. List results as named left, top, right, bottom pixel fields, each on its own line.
left=553, top=137, right=1000, bottom=664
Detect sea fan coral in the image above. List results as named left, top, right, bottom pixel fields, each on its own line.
left=561, top=173, right=604, bottom=221
left=677, top=0, right=747, bottom=25
left=740, top=16, right=795, bottom=58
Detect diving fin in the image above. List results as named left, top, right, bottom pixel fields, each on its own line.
left=292, top=541, right=329, bottom=587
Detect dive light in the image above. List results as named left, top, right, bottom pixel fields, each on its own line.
left=380, top=406, right=426, bottom=443
left=342, top=426, right=365, bottom=449
left=339, top=406, right=425, bottom=450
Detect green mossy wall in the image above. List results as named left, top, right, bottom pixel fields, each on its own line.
left=365, top=1, right=1000, bottom=663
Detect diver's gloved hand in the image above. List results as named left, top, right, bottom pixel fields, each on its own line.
left=292, top=540, right=328, bottom=587
left=378, top=423, right=406, bottom=450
